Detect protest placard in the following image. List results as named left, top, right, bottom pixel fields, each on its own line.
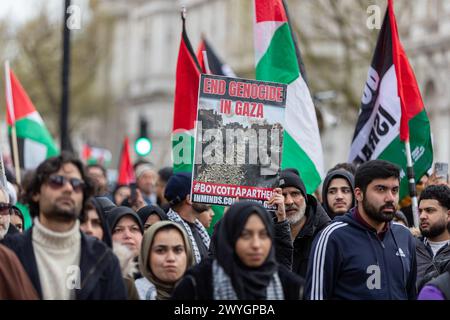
left=191, top=74, right=287, bottom=208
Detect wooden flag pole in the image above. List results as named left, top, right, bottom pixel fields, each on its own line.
left=405, top=140, right=418, bottom=228
left=4, top=61, right=21, bottom=185
left=10, top=125, right=21, bottom=185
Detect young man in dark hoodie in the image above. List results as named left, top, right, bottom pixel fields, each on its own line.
left=276, top=168, right=330, bottom=278
left=322, top=169, right=355, bottom=219
left=306, top=160, right=417, bottom=300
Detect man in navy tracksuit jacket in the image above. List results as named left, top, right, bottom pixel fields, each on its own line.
left=305, top=160, right=417, bottom=300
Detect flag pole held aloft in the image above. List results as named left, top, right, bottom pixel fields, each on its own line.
left=349, top=0, right=433, bottom=227
left=4, top=61, right=21, bottom=185
left=4, top=62, right=59, bottom=172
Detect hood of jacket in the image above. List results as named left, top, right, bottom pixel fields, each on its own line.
left=87, top=197, right=114, bottom=248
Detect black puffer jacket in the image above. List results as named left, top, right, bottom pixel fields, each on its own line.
left=292, top=195, right=330, bottom=278
left=415, top=237, right=450, bottom=290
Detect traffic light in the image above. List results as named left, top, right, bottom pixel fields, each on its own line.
left=134, top=117, right=152, bottom=157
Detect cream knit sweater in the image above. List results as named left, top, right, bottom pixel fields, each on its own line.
left=32, top=217, right=81, bottom=300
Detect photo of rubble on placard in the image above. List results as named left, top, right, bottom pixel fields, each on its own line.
left=193, top=103, right=284, bottom=189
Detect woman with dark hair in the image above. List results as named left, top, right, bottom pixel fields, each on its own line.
left=79, top=197, right=113, bottom=247
left=172, top=201, right=304, bottom=300
left=136, top=221, right=194, bottom=300
left=10, top=206, right=25, bottom=233
left=112, top=184, right=131, bottom=206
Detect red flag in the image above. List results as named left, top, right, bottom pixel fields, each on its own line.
left=4, top=63, right=59, bottom=169
left=172, top=16, right=201, bottom=133
left=6, top=70, right=37, bottom=125
left=81, top=144, right=92, bottom=162
left=388, top=0, right=425, bottom=142
left=117, top=136, right=135, bottom=185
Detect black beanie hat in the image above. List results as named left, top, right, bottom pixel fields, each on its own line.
left=164, top=172, right=192, bottom=206
left=279, top=168, right=307, bottom=199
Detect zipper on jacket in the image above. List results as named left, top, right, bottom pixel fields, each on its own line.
left=378, top=236, right=392, bottom=299
left=373, top=231, right=393, bottom=299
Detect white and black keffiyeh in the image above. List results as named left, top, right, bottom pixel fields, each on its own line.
left=212, top=260, right=284, bottom=300
left=167, top=208, right=210, bottom=263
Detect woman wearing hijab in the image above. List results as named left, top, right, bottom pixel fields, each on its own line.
left=107, top=206, right=144, bottom=300
left=79, top=197, right=113, bottom=247
left=136, top=205, right=168, bottom=231
left=107, top=206, right=144, bottom=258
left=172, top=201, right=304, bottom=300
left=136, top=221, right=194, bottom=300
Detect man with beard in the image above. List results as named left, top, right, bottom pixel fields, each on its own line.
left=2, top=153, right=127, bottom=300
left=321, top=169, right=355, bottom=219
left=306, top=160, right=417, bottom=300
left=164, top=172, right=210, bottom=264
left=274, top=169, right=330, bottom=277
left=415, top=184, right=450, bottom=290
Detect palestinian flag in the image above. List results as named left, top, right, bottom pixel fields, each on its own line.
left=5, top=64, right=59, bottom=169
left=171, top=14, right=202, bottom=174
left=81, top=144, right=112, bottom=167
left=254, top=0, right=324, bottom=193
left=196, top=37, right=236, bottom=77
left=172, top=13, right=224, bottom=233
left=348, top=0, right=433, bottom=199
left=117, top=136, right=135, bottom=185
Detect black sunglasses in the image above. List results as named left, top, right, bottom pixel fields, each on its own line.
left=0, top=202, right=13, bottom=215
left=47, top=175, right=85, bottom=193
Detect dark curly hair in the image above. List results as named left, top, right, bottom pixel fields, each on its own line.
left=419, top=185, right=450, bottom=210
left=23, top=152, right=94, bottom=218
left=355, top=160, right=400, bottom=193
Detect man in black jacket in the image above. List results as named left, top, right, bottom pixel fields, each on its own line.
left=416, top=184, right=450, bottom=290
left=2, top=153, right=127, bottom=300
left=277, top=168, right=330, bottom=277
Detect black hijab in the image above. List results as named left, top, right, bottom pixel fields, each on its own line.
left=216, top=201, right=277, bottom=300
left=136, top=205, right=168, bottom=227
left=79, top=197, right=114, bottom=248
left=107, top=206, right=144, bottom=235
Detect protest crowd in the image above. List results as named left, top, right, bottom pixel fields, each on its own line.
left=0, top=152, right=449, bottom=301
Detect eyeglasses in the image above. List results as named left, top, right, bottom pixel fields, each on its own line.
left=0, top=202, right=12, bottom=216
left=47, top=175, right=85, bottom=193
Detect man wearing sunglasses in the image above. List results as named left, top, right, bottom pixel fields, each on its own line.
left=2, top=153, right=127, bottom=300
